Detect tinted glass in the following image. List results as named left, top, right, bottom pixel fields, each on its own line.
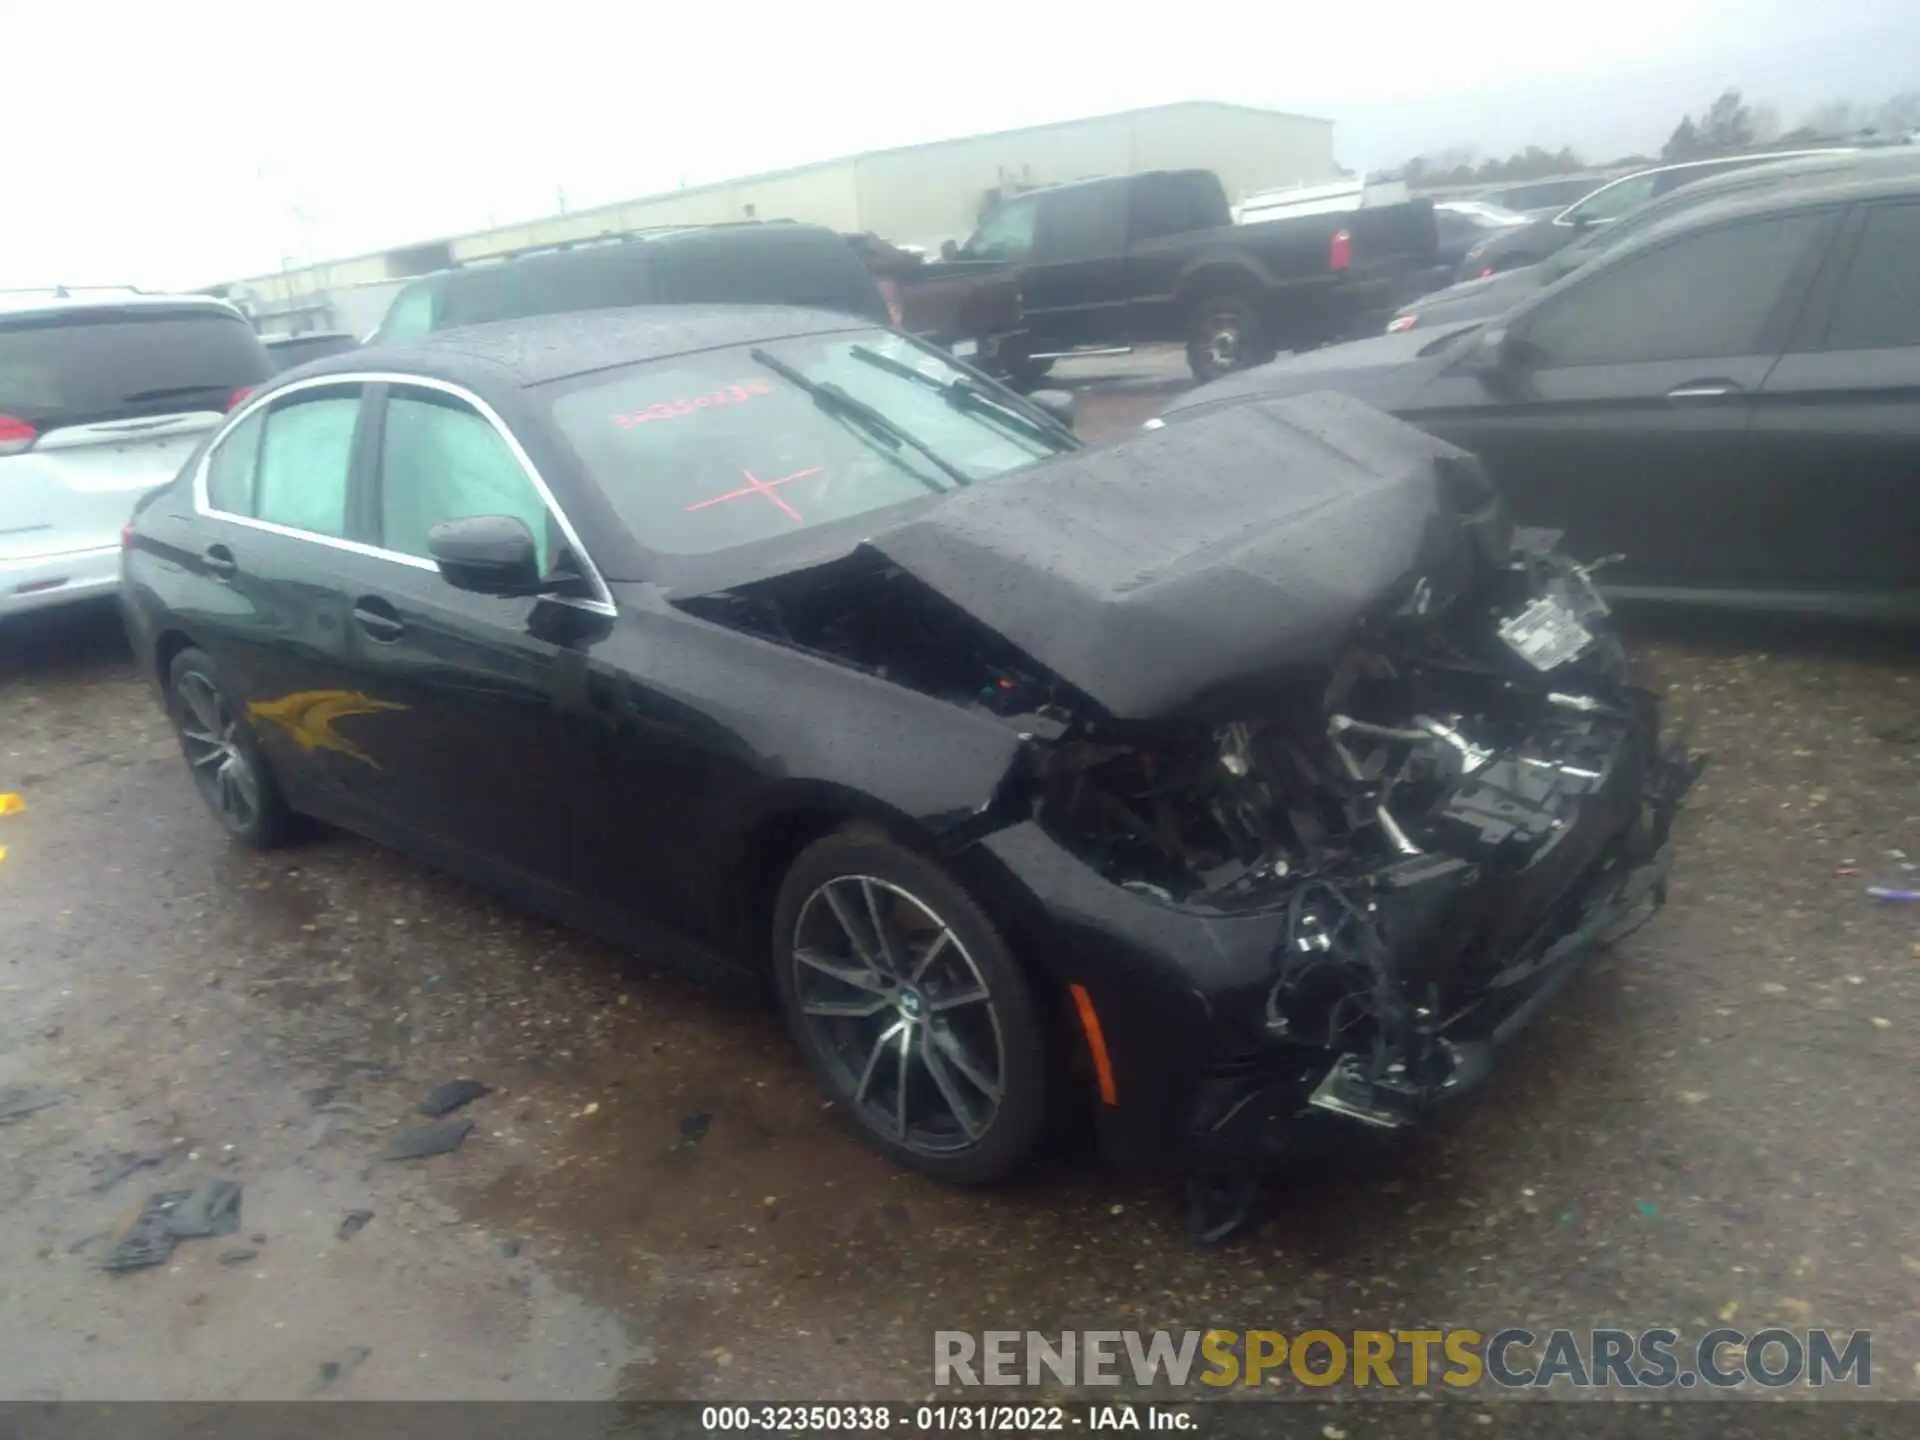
left=1523, top=213, right=1825, bottom=367
left=377, top=280, right=440, bottom=343
left=1131, top=174, right=1209, bottom=240
left=0, top=307, right=272, bottom=430
left=436, top=246, right=654, bottom=331
left=548, top=330, right=1072, bottom=556
left=379, top=389, right=551, bottom=569
left=1040, top=184, right=1127, bottom=262
left=1823, top=202, right=1920, bottom=351
left=1563, top=173, right=1656, bottom=225
left=253, top=391, right=360, bottom=537
left=652, top=230, right=888, bottom=324
left=966, top=198, right=1039, bottom=261
left=205, top=410, right=265, bottom=514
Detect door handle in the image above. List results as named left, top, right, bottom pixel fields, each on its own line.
left=351, top=597, right=405, bottom=643
left=203, top=544, right=237, bottom=581
left=1667, top=381, right=1744, bottom=402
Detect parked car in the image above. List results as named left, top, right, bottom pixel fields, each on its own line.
left=372, top=223, right=895, bottom=345
left=264, top=331, right=360, bottom=371
left=1391, top=148, right=1920, bottom=334
left=942, top=169, right=1438, bottom=381
left=1456, top=151, right=1850, bottom=280
left=122, top=305, right=1690, bottom=1184
left=1161, top=169, right=1920, bottom=619
left=1, top=290, right=272, bottom=620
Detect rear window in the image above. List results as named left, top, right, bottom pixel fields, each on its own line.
left=0, top=307, right=272, bottom=431
left=437, top=246, right=655, bottom=332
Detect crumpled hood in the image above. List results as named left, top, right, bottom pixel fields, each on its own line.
left=864, top=391, right=1510, bottom=722
left=1159, top=327, right=1471, bottom=421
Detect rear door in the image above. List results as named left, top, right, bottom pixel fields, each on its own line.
left=1745, top=198, right=1920, bottom=593
left=1022, top=182, right=1133, bottom=351
left=187, top=380, right=380, bottom=813
left=0, top=305, right=271, bottom=569
left=1409, top=207, right=1839, bottom=587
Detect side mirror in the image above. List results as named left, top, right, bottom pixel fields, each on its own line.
left=940, top=239, right=961, bottom=262
left=1465, top=326, right=1519, bottom=381
left=427, top=515, right=543, bottom=596
left=1027, top=388, right=1076, bottom=430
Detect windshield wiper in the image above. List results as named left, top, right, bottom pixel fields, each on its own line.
left=846, top=343, right=1068, bottom=448
left=748, top=347, right=969, bottom=492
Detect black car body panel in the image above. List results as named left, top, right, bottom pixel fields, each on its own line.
left=123, top=306, right=1696, bottom=1175
left=859, top=392, right=1507, bottom=722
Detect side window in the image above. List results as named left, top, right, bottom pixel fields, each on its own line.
left=1563, top=173, right=1656, bottom=226
left=1820, top=202, right=1920, bottom=352
left=1520, top=213, right=1826, bottom=368
left=1038, top=185, right=1127, bottom=262
left=1131, top=175, right=1205, bottom=241
left=205, top=410, right=265, bottom=514
left=378, top=389, right=551, bottom=571
left=253, top=389, right=361, bottom=538
left=965, top=199, right=1039, bottom=262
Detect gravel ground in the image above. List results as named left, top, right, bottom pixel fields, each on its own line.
left=0, top=352, right=1914, bottom=1406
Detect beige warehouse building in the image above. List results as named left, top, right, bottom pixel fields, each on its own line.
left=226, top=101, right=1337, bottom=334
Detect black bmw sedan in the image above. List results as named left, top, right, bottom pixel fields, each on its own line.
left=122, top=306, right=1692, bottom=1186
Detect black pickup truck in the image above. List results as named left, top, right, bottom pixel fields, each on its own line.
left=944, top=169, right=1439, bottom=381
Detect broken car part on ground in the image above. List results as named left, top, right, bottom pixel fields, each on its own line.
left=121, top=306, right=1695, bottom=1210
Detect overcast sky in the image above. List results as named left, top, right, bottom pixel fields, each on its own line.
left=4, top=0, right=1914, bottom=290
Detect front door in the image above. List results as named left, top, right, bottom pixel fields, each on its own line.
left=1408, top=207, right=1840, bottom=589
left=316, top=380, right=607, bottom=893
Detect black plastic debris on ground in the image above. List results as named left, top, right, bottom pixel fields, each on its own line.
left=337, top=1209, right=374, bottom=1240
left=311, top=1345, right=371, bottom=1394
left=677, top=1111, right=712, bottom=1148
left=379, top=1117, right=472, bottom=1162
left=100, top=1178, right=243, bottom=1273
left=418, top=1078, right=491, bottom=1117
left=0, top=1087, right=62, bottom=1124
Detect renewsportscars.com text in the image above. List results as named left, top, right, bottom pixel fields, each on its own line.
left=934, top=1327, right=1872, bottom=1391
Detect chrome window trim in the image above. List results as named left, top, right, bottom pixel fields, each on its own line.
left=192, top=371, right=619, bottom=617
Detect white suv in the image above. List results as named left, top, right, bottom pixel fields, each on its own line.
left=1, top=290, right=273, bottom=619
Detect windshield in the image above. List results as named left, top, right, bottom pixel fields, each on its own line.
left=548, top=329, right=1075, bottom=556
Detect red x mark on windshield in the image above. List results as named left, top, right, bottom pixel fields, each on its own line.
left=684, top=466, right=823, bottom=525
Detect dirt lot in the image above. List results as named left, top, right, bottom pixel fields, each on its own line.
left=1, top=352, right=1916, bottom=1403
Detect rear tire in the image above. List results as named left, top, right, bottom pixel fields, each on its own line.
left=772, top=827, right=1048, bottom=1185
left=166, top=647, right=298, bottom=849
left=1185, top=288, right=1270, bottom=383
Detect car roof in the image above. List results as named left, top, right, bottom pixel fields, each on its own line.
left=408, top=219, right=856, bottom=287
left=288, top=303, right=876, bottom=390
left=1545, top=164, right=1920, bottom=288
left=0, top=289, right=247, bottom=323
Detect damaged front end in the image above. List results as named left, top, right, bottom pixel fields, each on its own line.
left=680, top=392, right=1699, bottom=1165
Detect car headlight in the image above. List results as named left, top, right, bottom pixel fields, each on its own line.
left=1386, top=314, right=1418, bottom=333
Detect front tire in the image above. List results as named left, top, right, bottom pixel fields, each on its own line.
left=166, top=647, right=297, bottom=849
left=772, top=827, right=1047, bottom=1184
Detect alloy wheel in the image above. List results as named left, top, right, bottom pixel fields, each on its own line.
left=176, top=672, right=261, bottom=833
left=1201, top=299, right=1247, bottom=372
left=790, top=875, right=1006, bottom=1154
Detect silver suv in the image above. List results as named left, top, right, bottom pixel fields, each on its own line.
left=1, top=290, right=273, bottom=619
